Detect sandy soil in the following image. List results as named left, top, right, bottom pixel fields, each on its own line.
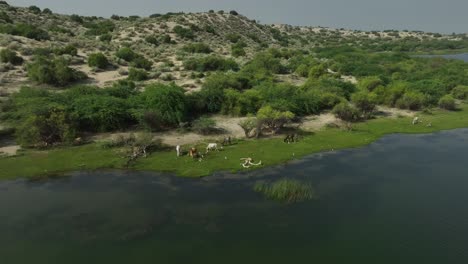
left=0, top=145, right=20, bottom=156
left=300, top=113, right=341, bottom=131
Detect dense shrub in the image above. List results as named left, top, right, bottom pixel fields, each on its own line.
left=116, top=47, right=137, bottom=61
left=229, top=10, right=239, bottom=16
left=332, top=102, right=360, bottom=122
left=100, top=33, right=112, bottom=42
left=70, top=95, right=132, bottom=132
left=28, top=5, right=41, bottom=14
left=0, top=48, right=23, bottom=65
left=70, top=14, right=83, bottom=24
left=0, top=11, right=12, bottom=23
left=0, top=23, right=50, bottom=40
left=42, top=8, right=52, bottom=14
left=127, top=68, right=148, bottom=81
left=438, top=95, right=456, bottom=110
left=54, top=45, right=78, bottom=56
left=84, top=20, right=115, bottom=36
left=231, top=42, right=247, bottom=57
left=351, top=92, right=377, bottom=117
left=396, top=91, right=426, bottom=110
left=451, top=85, right=468, bottom=100
left=88, top=53, right=109, bottom=69
left=256, top=105, right=294, bottom=134
left=145, top=35, right=159, bottom=46
left=173, top=25, right=194, bottom=39
left=16, top=108, right=75, bottom=147
left=134, top=83, right=187, bottom=126
left=184, top=56, right=239, bottom=72
left=182, top=43, right=212, bottom=53
left=226, top=33, right=241, bottom=43
left=27, top=56, right=86, bottom=86
left=130, top=56, right=152, bottom=70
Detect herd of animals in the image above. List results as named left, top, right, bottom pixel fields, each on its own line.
left=172, top=117, right=429, bottom=168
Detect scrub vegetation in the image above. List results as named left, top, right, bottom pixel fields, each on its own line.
left=0, top=2, right=468, bottom=179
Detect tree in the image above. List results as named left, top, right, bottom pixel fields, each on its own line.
left=27, top=56, right=86, bottom=86
left=256, top=106, right=294, bottom=135
left=70, top=95, right=132, bottom=132
left=15, top=108, right=75, bottom=147
left=332, top=102, right=360, bottom=122
left=238, top=117, right=257, bottom=138
left=88, top=53, right=109, bottom=69
left=135, top=83, right=187, bottom=126
left=396, top=91, right=425, bottom=110
left=128, top=68, right=148, bottom=81
left=351, top=92, right=377, bottom=118
left=28, top=5, right=41, bottom=14
left=438, top=95, right=456, bottom=110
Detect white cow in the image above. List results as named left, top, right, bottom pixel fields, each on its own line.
left=206, top=143, right=219, bottom=152
left=412, top=117, right=419, bottom=125
left=176, top=145, right=181, bottom=157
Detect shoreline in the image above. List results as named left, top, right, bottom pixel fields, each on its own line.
left=1, top=105, right=467, bottom=180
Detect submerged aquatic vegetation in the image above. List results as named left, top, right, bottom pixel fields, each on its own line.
left=254, top=179, right=315, bottom=203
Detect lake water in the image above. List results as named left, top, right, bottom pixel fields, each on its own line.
left=1, top=129, right=468, bottom=263
left=418, top=53, right=468, bottom=62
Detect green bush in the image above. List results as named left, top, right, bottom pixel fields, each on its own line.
left=438, top=95, right=456, bottom=110
left=27, top=56, right=86, bottom=86
left=0, top=48, right=23, bottom=65
left=332, top=102, right=361, bottom=122
left=88, top=53, right=109, bottom=69
left=396, top=91, right=426, bottom=110
left=173, top=25, right=194, bottom=39
left=70, top=95, right=132, bottom=132
left=451, top=85, right=468, bottom=100
left=231, top=42, right=246, bottom=57
left=70, top=14, right=83, bottom=24
left=16, top=108, right=75, bottom=147
left=0, top=11, right=12, bottom=23
left=0, top=23, right=50, bottom=40
left=226, top=33, right=241, bottom=43
left=127, top=68, right=148, bottom=81
left=145, top=35, right=159, bottom=46
left=351, top=92, right=377, bottom=117
left=54, top=45, right=78, bottom=56
left=84, top=20, right=115, bottom=36
left=116, top=47, right=137, bottom=61
left=134, top=83, right=187, bottom=126
left=28, top=5, right=41, bottom=14
left=42, top=8, right=52, bottom=15
left=184, top=56, right=239, bottom=72
left=130, top=56, right=152, bottom=70
left=100, top=33, right=112, bottom=42
left=182, top=43, right=212, bottom=53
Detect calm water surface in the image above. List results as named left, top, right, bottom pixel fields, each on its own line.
left=419, top=53, right=468, bottom=62
left=1, top=129, right=468, bottom=263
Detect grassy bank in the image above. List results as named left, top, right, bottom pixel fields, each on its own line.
left=1, top=105, right=468, bottom=180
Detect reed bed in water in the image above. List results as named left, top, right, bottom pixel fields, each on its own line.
left=254, top=179, right=315, bottom=203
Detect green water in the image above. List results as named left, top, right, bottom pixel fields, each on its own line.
left=1, top=129, right=468, bottom=263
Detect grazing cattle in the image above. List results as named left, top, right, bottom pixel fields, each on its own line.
left=426, top=122, right=432, bottom=127
left=176, top=145, right=181, bottom=157
left=206, top=143, right=219, bottom=152
left=222, top=136, right=232, bottom=146
left=284, top=134, right=296, bottom=144
left=188, top=147, right=198, bottom=158
left=412, top=117, right=419, bottom=125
